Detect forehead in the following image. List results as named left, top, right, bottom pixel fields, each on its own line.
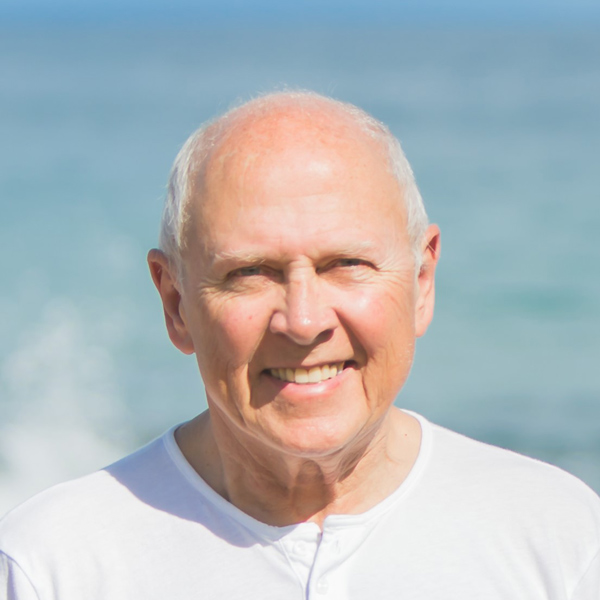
left=186, top=105, right=407, bottom=256
left=209, top=106, right=385, bottom=177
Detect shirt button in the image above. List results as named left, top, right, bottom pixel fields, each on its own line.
left=316, top=578, right=329, bottom=594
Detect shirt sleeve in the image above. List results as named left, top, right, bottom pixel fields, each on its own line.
left=571, top=548, right=600, bottom=600
left=0, top=552, right=40, bottom=600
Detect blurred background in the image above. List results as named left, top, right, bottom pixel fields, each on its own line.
left=1, top=0, right=599, bottom=515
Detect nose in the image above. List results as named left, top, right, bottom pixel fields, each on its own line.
left=269, top=270, right=337, bottom=345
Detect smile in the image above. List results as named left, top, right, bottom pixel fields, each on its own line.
left=269, top=362, right=345, bottom=384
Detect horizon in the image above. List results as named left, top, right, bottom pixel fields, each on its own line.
left=2, top=0, right=600, bottom=25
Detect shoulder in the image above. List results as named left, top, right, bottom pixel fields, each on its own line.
left=430, top=420, right=597, bottom=491
left=401, top=414, right=600, bottom=591
left=0, top=433, right=173, bottom=557
left=418, top=416, right=600, bottom=536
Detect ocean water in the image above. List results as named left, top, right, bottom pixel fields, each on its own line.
left=1, top=23, right=599, bottom=515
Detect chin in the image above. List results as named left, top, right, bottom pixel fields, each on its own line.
left=261, top=417, right=372, bottom=462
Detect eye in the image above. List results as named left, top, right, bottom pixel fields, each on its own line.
left=239, top=266, right=263, bottom=276
left=316, top=257, right=373, bottom=277
left=323, top=257, right=372, bottom=271
left=335, top=258, right=365, bottom=268
left=229, top=265, right=265, bottom=278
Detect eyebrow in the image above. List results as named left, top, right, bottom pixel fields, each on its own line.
left=211, top=241, right=377, bottom=266
left=210, top=251, right=268, bottom=266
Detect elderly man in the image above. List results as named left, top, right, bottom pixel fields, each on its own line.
left=1, top=92, right=599, bottom=599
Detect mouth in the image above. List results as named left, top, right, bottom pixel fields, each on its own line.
left=267, top=362, right=351, bottom=385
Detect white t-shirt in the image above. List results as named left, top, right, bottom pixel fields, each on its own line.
left=1, top=413, right=599, bottom=599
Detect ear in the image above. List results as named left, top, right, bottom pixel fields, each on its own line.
left=414, top=224, right=441, bottom=338
left=147, top=249, right=195, bottom=355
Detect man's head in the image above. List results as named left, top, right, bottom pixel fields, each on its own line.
left=149, top=91, right=440, bottom=461
left=158, top=91, right=430, bottom=280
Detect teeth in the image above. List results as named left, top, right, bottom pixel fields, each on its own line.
left=270, top=362, right=345, bottom=384
left=308, top=367, right=321, bottom=383
left=295, top=368, right=309, bottom=384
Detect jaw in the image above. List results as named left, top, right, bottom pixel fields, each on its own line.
left=203, top=353, right=401, bottom=476
left=208, top=382, right=397, bottom=491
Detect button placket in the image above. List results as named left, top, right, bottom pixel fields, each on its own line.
left=307, top=529, right=341, bottom=598
left=279, top=525, right=322, bottom=595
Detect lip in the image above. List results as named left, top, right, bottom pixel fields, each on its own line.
left=261, top=361, right=355, bottom=399
left=267, top=360, right=352, bottom=369
left=268, top=361, right=347, bottom=384
left=265, top=359, right=356, bottom=379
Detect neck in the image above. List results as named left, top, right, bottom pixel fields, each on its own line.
left=175, top=406, right=421, bottom=528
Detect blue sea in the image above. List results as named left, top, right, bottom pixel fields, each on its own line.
left=1, top=23, right=599, bottom=514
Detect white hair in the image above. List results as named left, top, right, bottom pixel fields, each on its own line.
left=158, top=91, right=429, bottom=277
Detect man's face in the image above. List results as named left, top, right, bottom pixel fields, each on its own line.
left=173, top=113, right=437, bottom=459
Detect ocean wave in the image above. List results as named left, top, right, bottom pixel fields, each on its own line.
left=0, top=299, right=131, bottom=516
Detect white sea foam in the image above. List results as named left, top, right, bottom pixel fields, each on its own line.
left=0, top=299, right=130, bottom=516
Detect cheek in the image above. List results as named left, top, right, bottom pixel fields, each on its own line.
left=342, top=286, right=416, bottom=343
left=340, top=285, right=417, bottom=400
left=193, top=299, right=271, bottom=408
left=200, top=297, right=272, bottom=365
